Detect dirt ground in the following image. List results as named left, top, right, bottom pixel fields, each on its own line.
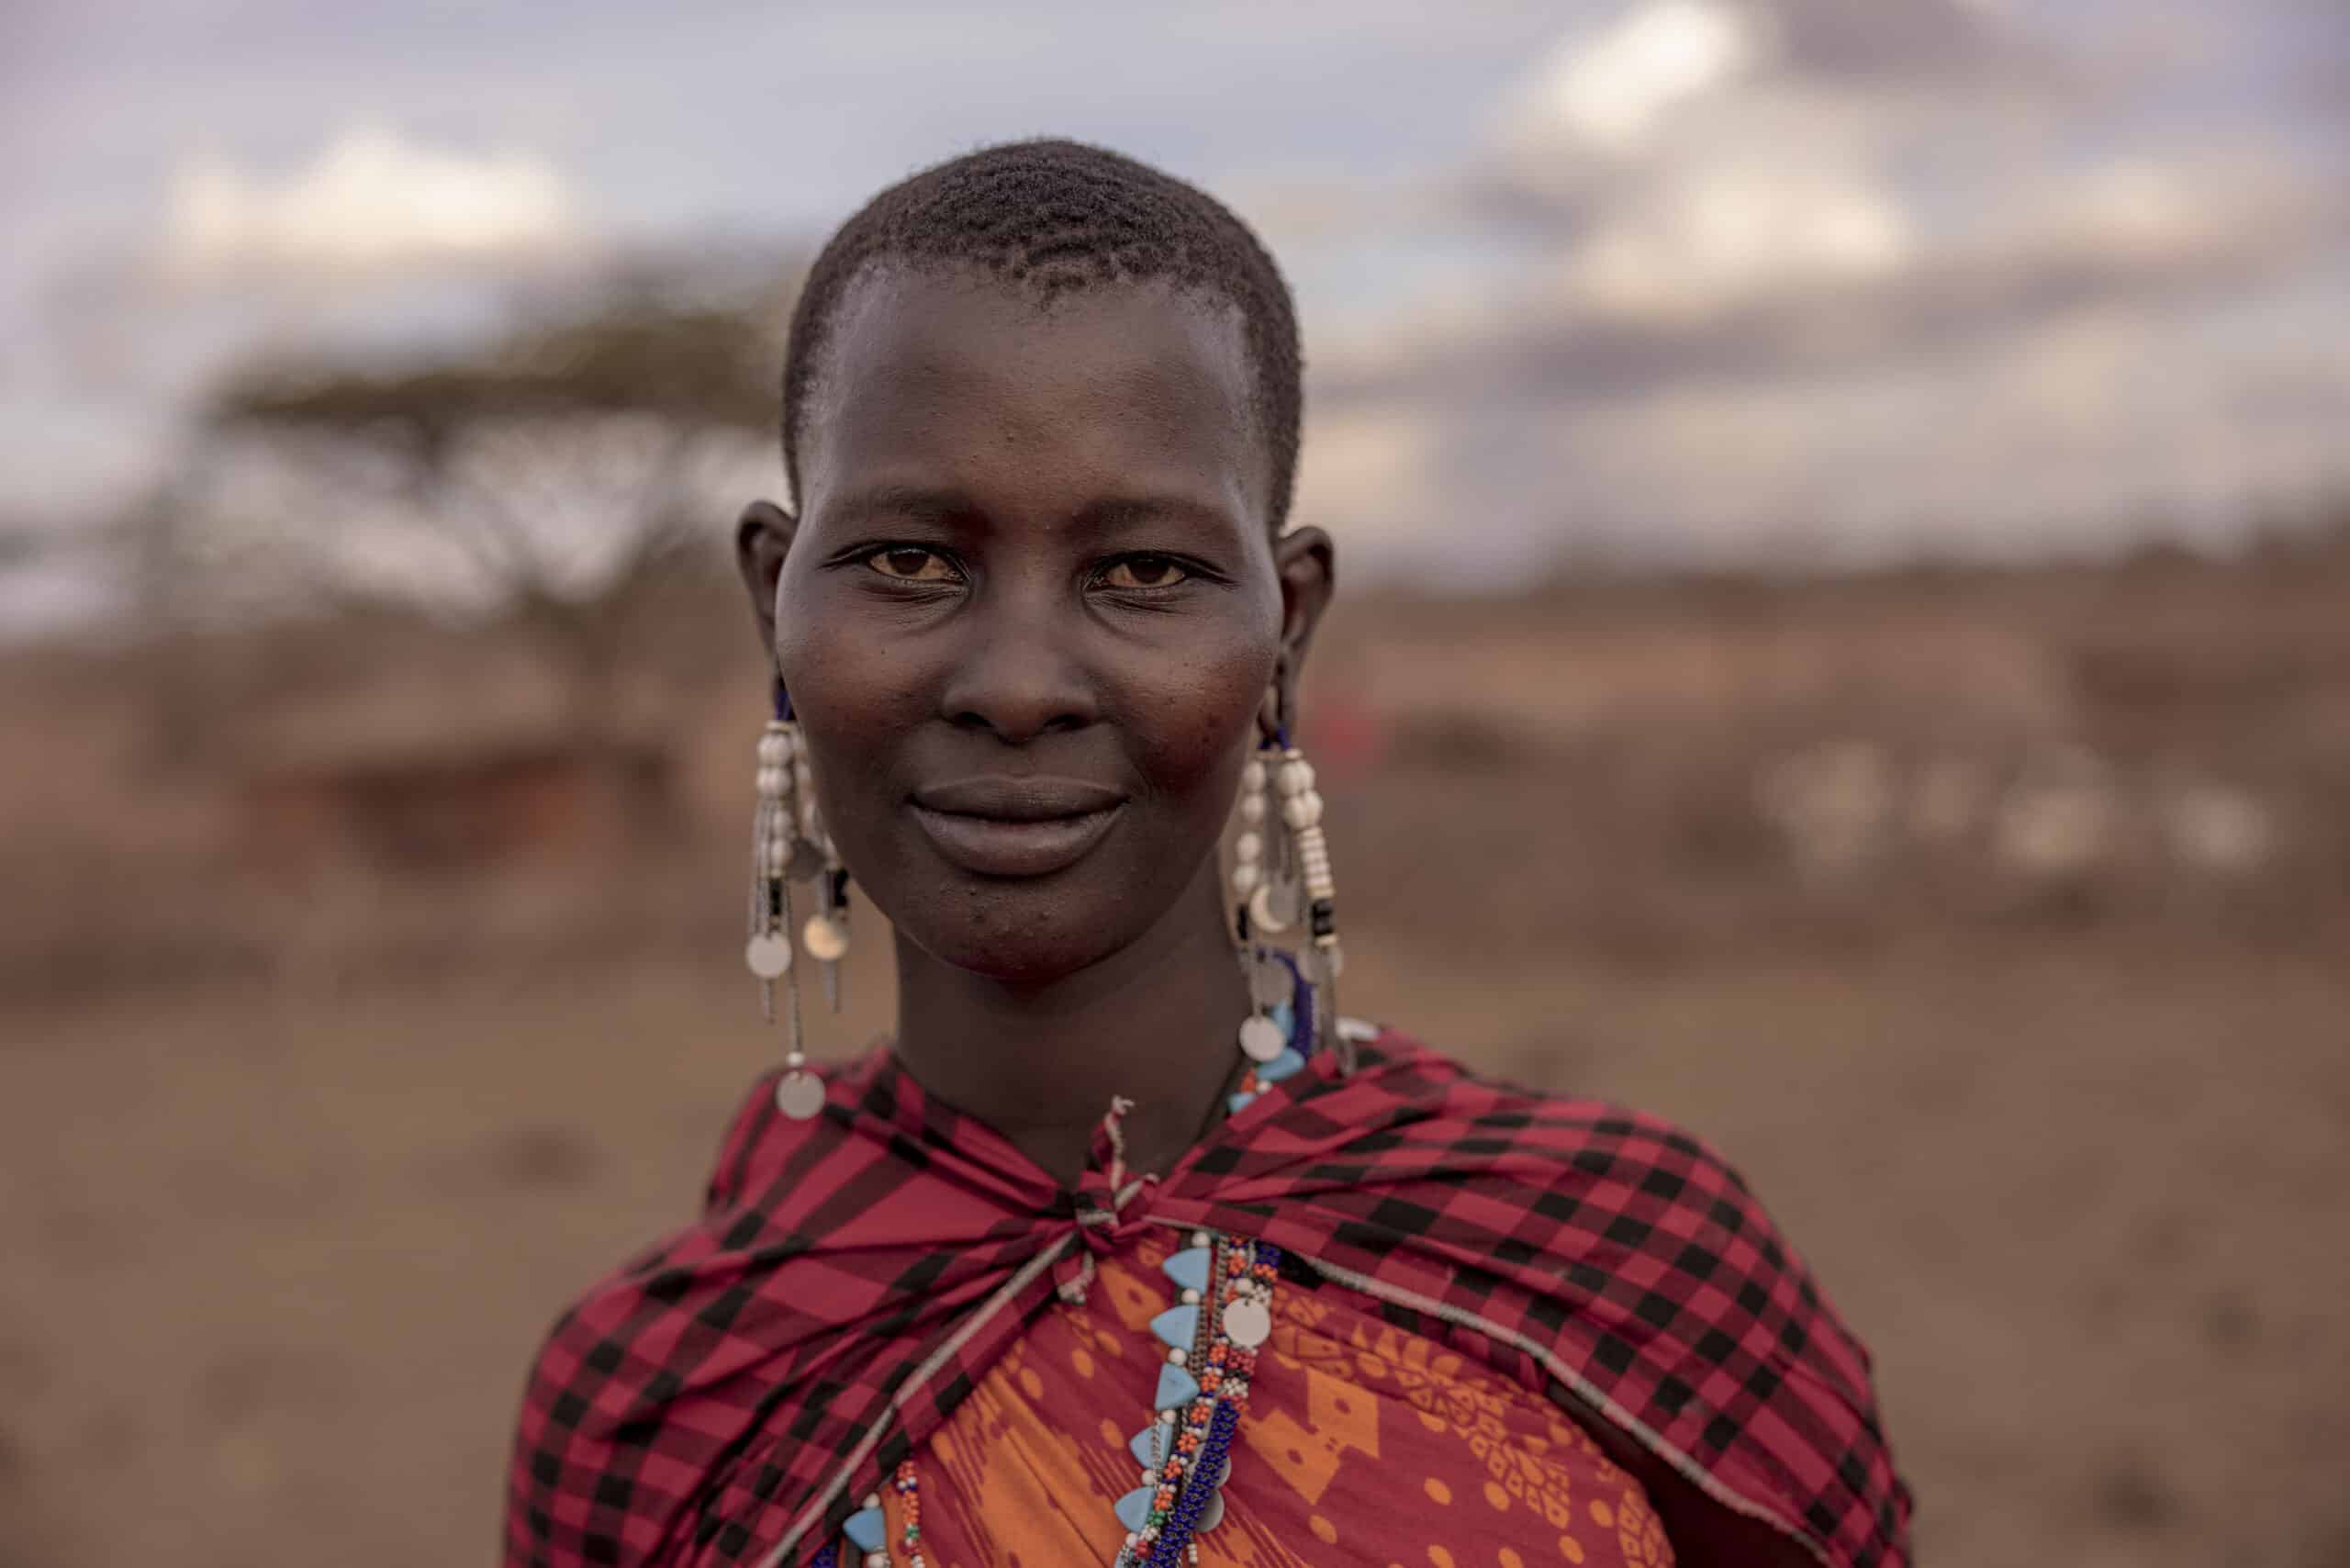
left=4, top=924, right=2347, bottom=1568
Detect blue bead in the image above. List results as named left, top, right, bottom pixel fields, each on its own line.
left=1113, top=1486, right=1157, bottom=1532
left=1154, top=1362, right=1201, bottom=1410
left=1255, top=1046, right=1306, bottom=1083
left=1270, top=1000, right=1295, bottom=1038
left=1226, top=1091, right=1258, bottom=1114
left=1162, top=1247, right=1210, bottom=1294
left=1150, top=1304, right=1200, bottom=1351
left=1128, top=1423, right=1166, bottom=1468
left=843, top=1504, right=885, bottom=1551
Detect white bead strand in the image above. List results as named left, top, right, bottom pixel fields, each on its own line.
left=1229, top=751, right=1281, bottom=913
left=749, top=712, right=825, bottom=1120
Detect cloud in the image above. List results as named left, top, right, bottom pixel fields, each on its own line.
left=1505, top=0, right=1758, bottom=157
left=163, top=125, right=583, bottom=276
left=1556, top=152, right=1914, bottom=320
left=1280, top=0, right=2350, bottom=572
left=1750, top=0, right=2016, bottom=82
left=1328, top=140, right=2337, bottom=409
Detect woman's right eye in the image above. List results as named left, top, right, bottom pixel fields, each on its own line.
left=865, top=547, right=958, bottom=583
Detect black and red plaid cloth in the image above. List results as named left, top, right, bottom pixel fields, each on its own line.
left=508, top=1027, right=1910, bottom=1567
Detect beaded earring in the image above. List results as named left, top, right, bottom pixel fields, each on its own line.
left=748, top=680, right=834, bottom=1119
left=1229, top=681, right=1348, bottom=1073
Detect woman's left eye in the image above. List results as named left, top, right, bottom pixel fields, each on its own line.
left=1099, top=555, right=1192, bottom=590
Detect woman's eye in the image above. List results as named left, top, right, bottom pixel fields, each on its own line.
left=866, top=547, right=957, bottom=583
left=1100, top=556, right=1192, bottom=590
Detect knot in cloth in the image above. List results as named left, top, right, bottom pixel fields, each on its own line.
left=1054, top=1095, right=1158, bottom=1305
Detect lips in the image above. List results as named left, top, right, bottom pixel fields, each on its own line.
left=909, top=775, right=1127, bottom=878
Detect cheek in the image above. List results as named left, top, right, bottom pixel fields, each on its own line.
left=772, top=592, right=923, bottom=790
left=1125, top=637, right=1276, bottom=801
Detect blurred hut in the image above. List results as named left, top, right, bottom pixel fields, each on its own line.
left=237, top=704, right=676, bottom=883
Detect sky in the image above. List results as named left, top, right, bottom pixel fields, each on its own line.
left=4, top=0, right=2347, bottom=604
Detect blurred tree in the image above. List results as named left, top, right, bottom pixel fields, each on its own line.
left=199, top=269, right=796, bottom=727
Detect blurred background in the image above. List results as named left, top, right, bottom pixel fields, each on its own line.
left=4, top=2, right=2348, bottom=1564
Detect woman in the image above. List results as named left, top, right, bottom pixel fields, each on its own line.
left=508, top=140, right=1909, bottom=1568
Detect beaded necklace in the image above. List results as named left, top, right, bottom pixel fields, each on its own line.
left=809, top=1229, right=1281, bottom=1568
left=803, top=1459, right=923, bottom=1568
left=809, top=972, right=1308, bottom=1567
left=1113, top=1227, right=1281, bottom=1565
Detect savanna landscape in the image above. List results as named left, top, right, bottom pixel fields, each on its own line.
left=5, top=528, right=2348, bottom=1567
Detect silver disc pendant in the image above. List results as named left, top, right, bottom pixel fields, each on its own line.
left=802, top=914, right=850, bottom=962
left=1248, top=958, right=1292, bottom=1009
left=1222, top=1297, right=1271, bottom=1349
left=1195, top=1490, right=1225, bottom=1530
left=1237, top=1014, right=1286, bottom=1063
left=783, top=841, right=826, bottom=881
left=774, top=1069, right=824, bottom=1120
left=744, top=932, right=794, bottom=980
left=1248, top=879, right=1298, bottom=934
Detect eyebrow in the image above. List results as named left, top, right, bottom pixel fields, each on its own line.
left=823, top=485, right=1245, bottom=539
left=822, top=485, right=969, bottom=528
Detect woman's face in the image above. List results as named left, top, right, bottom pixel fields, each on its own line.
left=740, top=265, right=1331, bottom=983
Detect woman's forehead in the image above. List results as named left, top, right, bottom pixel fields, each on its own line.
left=798, top=264, right=1270, bottom=526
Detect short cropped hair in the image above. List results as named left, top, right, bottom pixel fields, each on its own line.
left=781, top=139, right=1303, bottom=528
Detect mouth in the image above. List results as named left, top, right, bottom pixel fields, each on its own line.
left=908, top=775, right=1128, bottom=879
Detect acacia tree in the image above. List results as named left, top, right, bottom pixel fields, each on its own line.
left=201, top=273, right=795, bottom=727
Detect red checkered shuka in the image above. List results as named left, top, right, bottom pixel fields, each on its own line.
left=508, top=1028, right=1910, bottom=1567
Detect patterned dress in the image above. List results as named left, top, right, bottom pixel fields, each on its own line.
left=899, top=1225, right=1675, bottom=1567
left=508, top=1025, right=1908, bottom=1568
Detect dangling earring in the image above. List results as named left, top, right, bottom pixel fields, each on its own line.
left=1278, top=736, right=1345, bottom=1070
left=798, top=749, right=851, bottom=1014
left=1230, top=731, right=1290, bottom=1067
left=1229, top=678, right=1349, bottom=1075
left=749, top=679, right=828, bottom=1119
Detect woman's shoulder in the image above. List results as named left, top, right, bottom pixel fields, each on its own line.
left=1334, top=1020, right=1855, bottom=1361
left=507, top=1058, right=884, bottom=1565
left=699, top=1048, right=886, bottom=1215
left=1343, top=1018, right=1758, bottom=1193
left=701, top=1066, right=793, bottom=1215
left=1327, top=1021, right=1908, bottom=1563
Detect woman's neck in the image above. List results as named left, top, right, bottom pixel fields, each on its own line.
left=889, top=861, right=1251, bottom=1190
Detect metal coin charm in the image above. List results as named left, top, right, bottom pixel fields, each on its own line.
left=774, top=1069, right=825, bottom=1120
left=1222, top=1297, right=1271, bottom=1349
left=1248, top=957, right=1292, bottom=1009
left=1195, top=1490, right=1225, bottom=1531
left=744, top=932, right=794, bottom=980
left=802, top=914, right=850, bottom=963
left=1237, top=1014, right=1286, bottom=1063
left=1248, top=879, right=1298, bottom=935
left=783, top=841, right=826, bottom=881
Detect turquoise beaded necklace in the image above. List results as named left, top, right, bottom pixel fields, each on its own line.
left=811, top=960, right=1309, bottom=1567
left=1112, top=1227, right=1282, bottom=1565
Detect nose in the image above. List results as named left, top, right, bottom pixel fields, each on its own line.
left=937, top=588, right=1100, bottom=745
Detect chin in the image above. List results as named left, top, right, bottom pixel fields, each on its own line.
left=908, top=908, right=1134, bottom=985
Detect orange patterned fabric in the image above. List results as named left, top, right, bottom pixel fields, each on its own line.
left=882, top=1229, right=1675, bottom=1567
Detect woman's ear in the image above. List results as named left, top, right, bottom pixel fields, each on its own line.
left=1271, top=524, right=1336, bottom=713
left=734, top=498, right=799, bottom=661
